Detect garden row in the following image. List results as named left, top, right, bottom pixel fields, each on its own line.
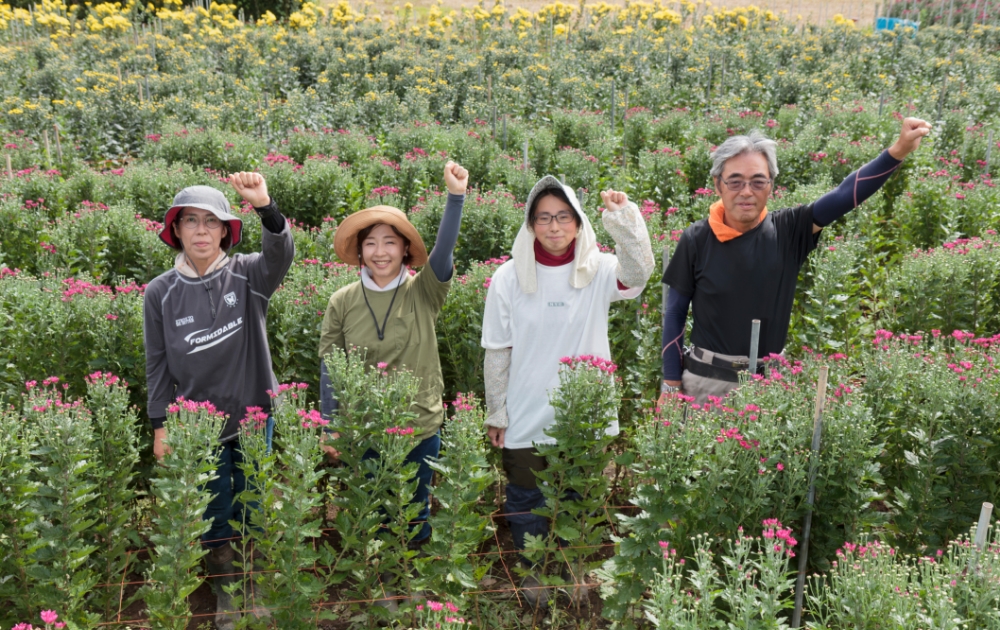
left=0, top=0, right=999, bottom=164
left=5, top=335, right=1000, bottom=628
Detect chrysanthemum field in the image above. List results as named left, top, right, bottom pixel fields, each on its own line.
left=3, top=0, right=1000, bottom=627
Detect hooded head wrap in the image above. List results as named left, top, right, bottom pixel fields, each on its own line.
left=512, top=175, right=601, bottom=294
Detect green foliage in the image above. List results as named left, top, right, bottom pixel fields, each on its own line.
left=524, top=356, right=620, bottom=604
left=321, top=347, right=424, bottom=624
left=417, top=393, right=497, bottom=604
left=866, top=333, right=1000, bottom=553
left=234, top=390, right=330, bottom=628
left=84, top=372, right=141, bottom=619
left=141, top=401, right=225, bottom=630
left=21, top=380, right=102, bottom=628
left=0, top=401, right=40, bottom=626
left=601, top=355, right=883, bottom=623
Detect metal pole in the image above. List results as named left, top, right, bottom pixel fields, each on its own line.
left=968, top=502, right=994, bottom=574
left=522, top=139, right=529, bottom=171
left=502, top=116, right=508, bottom=152
left=577, top=187, right=585, bottom=210
left=6, top=154, right=12, bottom=178
left=748, top=319, right=761, bottom=375
left=986, top=130, right=993, bottom=176
left=560, top=173, right=566, bottom=184
left=791, top=366, right=830, bottom=628
left=610, top=78, right=616, bottom=133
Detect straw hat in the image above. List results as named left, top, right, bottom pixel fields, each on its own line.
left=334, top=205, right=428, bottom=267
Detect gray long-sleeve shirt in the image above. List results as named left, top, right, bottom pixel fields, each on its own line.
left=144, top=220, right=295, bottom=442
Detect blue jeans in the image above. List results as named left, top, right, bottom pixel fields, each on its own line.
left=363, top=431, right=440, bottom=543
left=202, top=417, right=274, bottom=548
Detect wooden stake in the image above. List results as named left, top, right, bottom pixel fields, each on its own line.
left=54, top=125, right=63, bottom=163
left=42, top=129, right=51, bottom=169
left=791, top=366, right=829, bottom=628
left=610, top=78, right=616, bottom=132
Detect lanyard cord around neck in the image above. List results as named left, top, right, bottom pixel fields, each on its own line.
left=186, top=253, right=218, bottom=319
left=361, top=270, right=404, bottom=341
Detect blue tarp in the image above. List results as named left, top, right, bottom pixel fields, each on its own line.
left=876, top=17, right=920, bottom=33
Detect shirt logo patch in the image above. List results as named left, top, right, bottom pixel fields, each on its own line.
left=547, top=301, right=566, bottom=307
left=223, top=291, right=238, bottom=308
left=185, top=317, right=243, bottom=355
left=175, top=315, right=194, bottom=327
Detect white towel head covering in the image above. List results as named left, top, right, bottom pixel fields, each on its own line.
left=512, top=175, right=601, bottom=294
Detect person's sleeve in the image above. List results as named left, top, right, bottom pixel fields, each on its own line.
left=662, top=229, right=696, bottom=296
left=602, top=201, right=655, bottom=290
left=143, top=287, right=175, bottom=429
left=813, top=150, right=902, bottom=227
left=662, top=288, right=691, bottom=382
left=484, top=348, right=511, bottom=429
left=247, top=199, right=295, bottom=297
left=413, top=266, right=452, bottom=314
left=481, top=269, right=513, bottom=350
left=255, top=198, right=287, bottom=233
left=427, top=193, right=465, bottom=282
left=773, top=205, right=821, bottom=266
left=319, top=294, right=346, bottom=366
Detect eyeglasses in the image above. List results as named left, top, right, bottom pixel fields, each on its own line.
left=534, top=212, right=575, bottom=225
left=179, top=214, right=224, bottom=230
left=720, top=178, right=772, bottom=192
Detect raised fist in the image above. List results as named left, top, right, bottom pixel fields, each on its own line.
left=444, top=161, right=469, bottom=196
left=600, top=189, right=629, bottom=212
left=228, top=171, right=271, bottom=208
left=888, top=118, right=932, bottom=160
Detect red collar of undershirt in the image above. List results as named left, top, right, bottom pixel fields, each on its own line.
left=533, top=238, right=576, bottom=266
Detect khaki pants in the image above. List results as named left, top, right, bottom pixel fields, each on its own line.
left=681, top=347, right=746, bottom=405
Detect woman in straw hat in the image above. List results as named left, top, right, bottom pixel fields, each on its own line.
left=318, top=160, right=469, bottom=544
left=144, top=172, right=295, bottom=629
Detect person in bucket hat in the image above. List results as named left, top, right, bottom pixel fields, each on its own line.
left=318, top=161, right=468, bottom=611
left=480, top=176, right=655, bottom=608
left=143, top=172, right=295, bottom=629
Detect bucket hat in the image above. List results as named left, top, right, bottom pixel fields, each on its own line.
left=160, top=185, right=243, bottom=250
left=333, top=205, right=428, bottom=267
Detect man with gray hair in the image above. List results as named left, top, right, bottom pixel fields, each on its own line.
left=660, top=117, right=931, bottom=402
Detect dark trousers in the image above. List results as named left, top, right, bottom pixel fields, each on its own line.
left=363, top=431, right=440, bottom=542
left=202, top=417, right=274, bottom=548
left=503, top=448, right=549, bottom=553
left=503, top=447, right=583, bottom=558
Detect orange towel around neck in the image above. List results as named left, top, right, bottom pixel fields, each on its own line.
left=708, top=200, right=768, bottom=242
